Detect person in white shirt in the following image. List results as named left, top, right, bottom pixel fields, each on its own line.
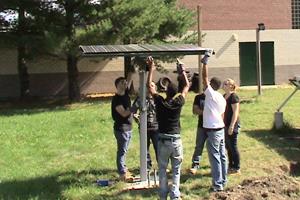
left=201, top=51, right=227, bottom=192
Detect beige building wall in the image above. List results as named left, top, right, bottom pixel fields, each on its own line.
left=1, top=29, right=300, bottom=98
left=27, top=56, right=125, bottom=73
left=4, top=29, right=300, bottom=74
left=0, top=48, right=18, bottom=74
left=180, top=29, right=300, bottom=68
left=177, top=29, right=300, bottom=84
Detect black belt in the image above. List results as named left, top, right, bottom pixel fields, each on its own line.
left=159, top=137, right=180, bottom=142
left=204, top=127, right=224, bottom=132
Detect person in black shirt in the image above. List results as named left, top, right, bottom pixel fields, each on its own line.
left=189, top=93, right=208, bottom=175
left=147, top=56, right=189, bottom=200
left=223, top=78, right=241, bottom=174
left=132, top=87, right=159, bottom=171
left=111, top=72, right=137, bottom=181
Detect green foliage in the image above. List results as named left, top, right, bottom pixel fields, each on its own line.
left=42, top=0, right=195, bottom=57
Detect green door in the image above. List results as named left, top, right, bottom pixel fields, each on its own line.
left=239, top=42, right=274, bottom=86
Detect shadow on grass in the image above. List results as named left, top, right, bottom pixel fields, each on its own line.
left=245, top=128, right=300, bottom=176
left=0, top=166, right=214, bottom=199
left=0, top=175, right=61, bottom=199
left=181, top=165, right=211, bottom=183
left=0, top=168, right=116, bottom=199
left=0, top=97, right=110, bottom=117
left=114, top=166, right=212, bottom=199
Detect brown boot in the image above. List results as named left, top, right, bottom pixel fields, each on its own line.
left=119, top=171, right=134, bottom=182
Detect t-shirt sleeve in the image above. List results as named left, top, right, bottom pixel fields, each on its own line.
left=193, top=94, right=205, bottom=109
left=231, top=93, right=240, bottom=104
left=153, top=94, right=162, bottom=105
left=204, top=85, right=214, bottom=98
left=114, top=96, right=123, bottom=107
left=174, top=94, right=185, bottom=106
left=193, top=95, right=200, bottom=106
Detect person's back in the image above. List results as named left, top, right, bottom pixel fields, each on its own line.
left=147, top=57, right=189, bottom=200
left=154, top=93, right=184, bottom=135
left=203, top=82, right=226, bottom=129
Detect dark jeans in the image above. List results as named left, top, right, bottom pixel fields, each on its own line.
left=147, top=129, right=159, bottom=169
left=191, top=127, right=207, bottom=166
left=225, top=128, right=240, bottom=170
left=114, top=130, right=132, bottom=175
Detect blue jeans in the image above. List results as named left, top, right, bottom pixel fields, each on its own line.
left=158, top=137, right=183, bottom=200
left=147, top=129, right=159, bottom=169
left=206, top=129, right=227, bottom=190
left=114, top=130, right=132, bottom=175
left=225, top=127, right=240, bottom=170
left=192, top=127, right=207, bottom=166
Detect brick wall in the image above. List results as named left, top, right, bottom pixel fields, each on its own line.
left=179, top=0, right=292, bottom=30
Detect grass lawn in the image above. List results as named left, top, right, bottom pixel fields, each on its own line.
left=0, top=87, right=300, bottom=199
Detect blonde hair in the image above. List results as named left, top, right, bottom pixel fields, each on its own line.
left=225, top=78, right=237, bottom=91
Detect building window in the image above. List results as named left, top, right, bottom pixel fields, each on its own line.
left=292, top=0, right=300, bottom=29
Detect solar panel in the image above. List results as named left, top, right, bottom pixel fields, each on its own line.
left=79, top=44, right=213, bottom=57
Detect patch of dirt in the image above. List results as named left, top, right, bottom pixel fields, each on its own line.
left=209, top=175, right=300, bottom=200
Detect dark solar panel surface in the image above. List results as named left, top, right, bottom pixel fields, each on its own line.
left=80, top=44, right=212, bottom=56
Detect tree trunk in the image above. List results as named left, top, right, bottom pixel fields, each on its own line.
left=124, top=56, right=132, bottom=77
left=65, top=1, right=80, bottom=101
left=67, top=54, right=80, bottom=101
left=17, top=48, right=30, bottom=98
left=18, top=4, right=30, bottom=99
left=123, top=38, right=132, bottom=77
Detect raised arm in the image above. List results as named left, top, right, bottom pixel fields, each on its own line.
left=126, top=71, right=133, bottom=91
left=179, top=64, right=190, bottom=98
left=146, top=56, right=157, bottom=95
left=201, top=54, right=210, bottom=88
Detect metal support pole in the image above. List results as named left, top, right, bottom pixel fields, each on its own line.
left=197, top=5, right=203, bottom=93
left=277, top=88, right=299, bottom=112
left=256, top=28, right=262, bottom=95
left=139, top=70, right=147, bottom=181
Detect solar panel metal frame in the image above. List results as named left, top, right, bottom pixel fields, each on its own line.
left=79, top=44, right=213, bottom=57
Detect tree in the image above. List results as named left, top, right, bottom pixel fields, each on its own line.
left=35, top=0, right=115, bottom=101
left=0, top=0, right=46, bottom=99
left=43, top=0, right=195, bottom=100
left=1, top=0, right=195, bottom=101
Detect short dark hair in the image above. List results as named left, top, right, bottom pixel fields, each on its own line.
left=115, top=77, right=126, bottom=88
left=210, top=77, right=222, bottom=90
left=166, top=82, right=178, bottom=98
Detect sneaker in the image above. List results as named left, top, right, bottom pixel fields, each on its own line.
left=189, top=164, right=200, bottom=175
left=119, top=172, right=134, bottom=182
left=209, top=187, right=224, bottom=192
left=189, top=168, right=197, bottom=175
left=228, top=168, right=241, bottom=175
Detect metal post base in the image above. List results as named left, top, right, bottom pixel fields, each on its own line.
left=274, top=112, right=283, bottom=129
left=125, top=170, right=159, bottom=190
